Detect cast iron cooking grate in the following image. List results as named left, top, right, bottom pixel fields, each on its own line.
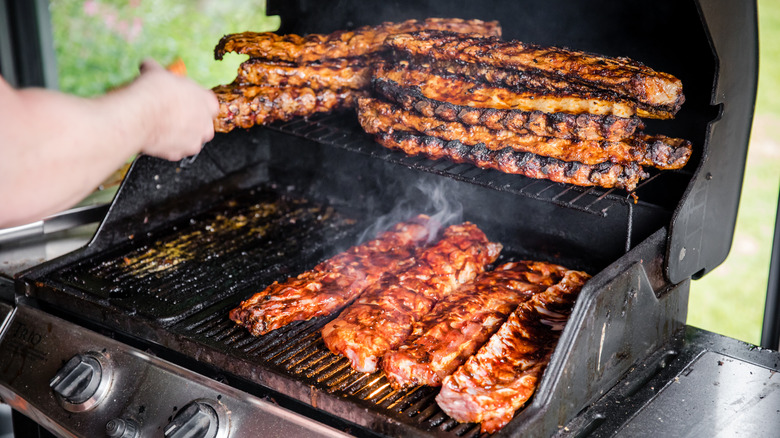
left=48, top=186, right=359, bottom=326
left=264, top=111, right=681, bottom=218
left=175, top=296, right=494, bottom=438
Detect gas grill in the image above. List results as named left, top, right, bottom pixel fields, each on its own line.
left=2, top=0, right=780, bottom=437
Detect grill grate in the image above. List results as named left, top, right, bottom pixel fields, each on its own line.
left=264, top=112, right=685, bottom=218
left=50, top=186, right=359, bottom=325
left=175, top=300, right=492, bottom=438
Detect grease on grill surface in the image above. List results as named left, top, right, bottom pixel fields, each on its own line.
left=53, top=186, right=357, bottom=325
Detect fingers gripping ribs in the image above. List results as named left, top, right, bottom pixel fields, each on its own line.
left=321, top=222, right=502, bottom=373
left=385, top=30, right=684, bottom=116
left=358, top=97, right=692, bottom=169
left=229, top=215, right=433, bottom=336
left=382, top=261, right=572, bottom=389
left=214, top=18, right=501, bottom=62
left=435, top=269, right=591, bottom=434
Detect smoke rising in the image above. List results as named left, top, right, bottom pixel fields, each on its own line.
left=358, top=177, right=463, bottom=244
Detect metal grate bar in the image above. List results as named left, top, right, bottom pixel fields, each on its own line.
left=263, top=113, right=649, bottom=217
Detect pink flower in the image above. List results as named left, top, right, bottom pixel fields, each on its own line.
left=127, top=17, right=143, bottom=42
left=104, top=11, right=117, bottom=30
left=83, top=0, right=98, bottom=16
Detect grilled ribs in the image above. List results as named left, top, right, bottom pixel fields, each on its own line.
left=435, top=268, right=590, bottom=433
left=236, top=57, right=372, bottom=91
left=213, top=83, right=366, bottom=133
left=321, top=222, right=502, bottom=373
left=373, top=130, right=648, bottom=191
left=373, top=61, right=645, bottom=119
left=383, top=261, right=571, bottom=389
left=373, top=77, right=644, bottom=142
left=214, top=18, right=501, bottom=62
left=358, top=97, right=691, bottom=169
left=385, top=30, right=684, bottom=116
left=229, top=215, right=433, bottom=336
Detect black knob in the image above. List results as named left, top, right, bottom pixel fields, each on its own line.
left=164, top=401, right=219, bottom=438
left=106, top=418, right=140, bottom=438
left=49, top=354, right=103, bottom=404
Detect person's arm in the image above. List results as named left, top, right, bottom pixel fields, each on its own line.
left=0, top=59, right=218, bottom=228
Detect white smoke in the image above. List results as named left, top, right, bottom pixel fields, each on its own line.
left=358, top=177, right=463, bottom=244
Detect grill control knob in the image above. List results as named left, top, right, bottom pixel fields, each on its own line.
left=106, top=418, right=140, bottom=438
left=164, top=400, right=221, bottom=438
left=49, top=352, right=111, bottom=411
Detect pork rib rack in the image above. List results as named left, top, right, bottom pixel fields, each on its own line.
left=213, top=18, right=501, bottom=132
left=357, top=30, right=691, bottom=192
left=382, top=260, right=574, bottom=389
left=321, top=222, right=502, bottom=373
left=229, top=214, right=433, bottom=336
left=435, top=268, right=591, bottom=433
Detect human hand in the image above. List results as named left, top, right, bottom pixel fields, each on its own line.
left=132, top=59, right=219, bottom=161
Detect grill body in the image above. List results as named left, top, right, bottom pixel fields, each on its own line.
left=1, top=0, right=760, bottom=437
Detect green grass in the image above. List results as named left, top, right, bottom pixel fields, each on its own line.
left=687, top=0, right=780, bottom=345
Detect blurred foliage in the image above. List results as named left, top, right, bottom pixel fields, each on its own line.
left=755, top=0, right=780, bottom=116
left=50, top=0, right=280, bottom=96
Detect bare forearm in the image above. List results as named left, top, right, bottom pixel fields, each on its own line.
left=0, top=62, right=216, bottom=228
left=0, top=88, right=142, bottom=226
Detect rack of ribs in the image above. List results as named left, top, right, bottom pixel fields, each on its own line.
left=236, top=58, right=373, bottom=91
left=212, top=19, right=501, bottom=133
left=435, top=268, right=591, bottom=433
left=372, top=77, right=644, bottom=142
left=358, top=97, right=692, bottom=169
left=385, top=30, right=684, bottom=116
left=382, top=261, right=573, bottom=389
left=372, top=130, right=648, bottom=191
left=229, top=214, right=434, bottom=336
left=213, top=83, right=367, bottom=133
left=321, top=222, right=502, bottom=373
left=214, top=18, right=501, bottom=62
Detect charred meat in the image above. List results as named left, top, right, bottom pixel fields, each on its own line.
left=229, top=215, right=433, bottom=336
left=383, top=261, right=572, bottom=389
left=358, top=97, right=691, bottom=169
left=321, top=222, right=502, bottom=373
left=214, top=18, right=501, bottom=62
left=213, top=83, right=367, bottom=133
left=373, top=60, right=645, bottom=119
left=373, top=76, right=644, bottom=142
left=385, top=30, right=684, bottom=116
left=435, top=268, right=590, bottom=433
left=236, top=57, right=372, bottom=91
left=372, top=130, right=648, bottom=191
